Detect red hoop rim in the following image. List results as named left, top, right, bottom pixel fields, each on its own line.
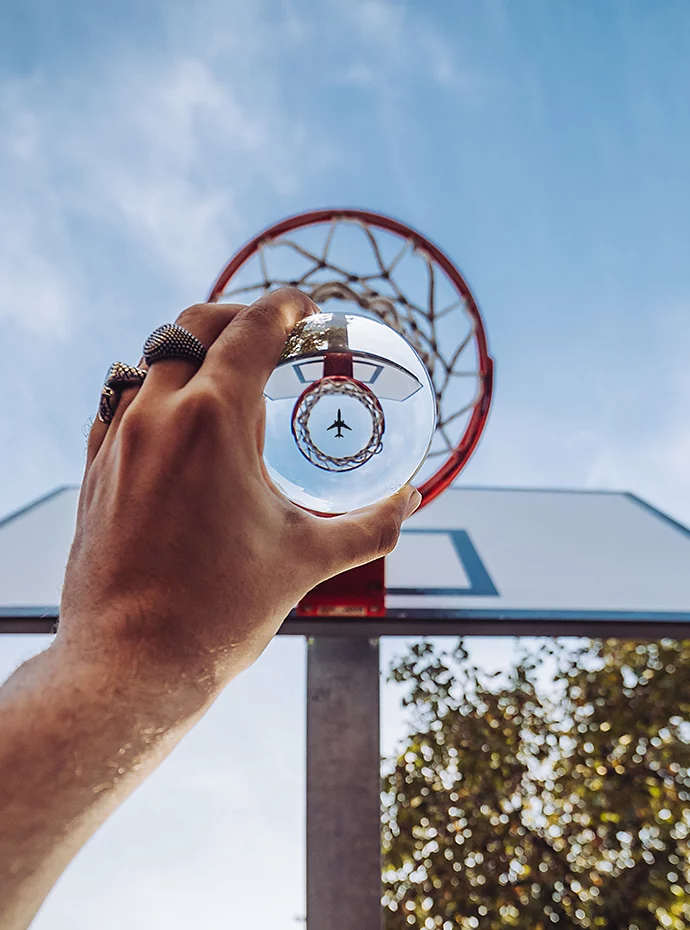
left=207, top=208, right=494, bottom=509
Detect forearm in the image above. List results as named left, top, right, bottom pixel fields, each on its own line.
left=0, top=635, right=214, bottom=930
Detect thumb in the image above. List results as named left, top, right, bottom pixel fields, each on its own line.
left=313, top=485, right=422, bottom=579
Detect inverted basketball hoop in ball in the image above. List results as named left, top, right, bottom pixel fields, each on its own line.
left=292, top=375, right=386, bottom=473
left=208, top=208, right=494, bottom=617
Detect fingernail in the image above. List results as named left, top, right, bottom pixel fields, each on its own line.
left=404, top=487, right=422, bottom=518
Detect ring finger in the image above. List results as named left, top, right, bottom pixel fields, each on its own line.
left=87, top=302, right=245, bottom=469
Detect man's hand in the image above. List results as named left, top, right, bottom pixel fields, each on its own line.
left=60, top=288, right=419, bottom=692
left=0, top=288, right=420, bottom=928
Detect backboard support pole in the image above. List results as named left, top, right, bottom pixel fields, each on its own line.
left=306, top=637, right=382, bottom=930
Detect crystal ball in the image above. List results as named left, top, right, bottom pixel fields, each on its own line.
left=263, top=311, right=437, bottom=513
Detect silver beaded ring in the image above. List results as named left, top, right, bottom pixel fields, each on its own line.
left=98, top=362, right=148, bottom=424
left=143, top=323, right=207, bottom=367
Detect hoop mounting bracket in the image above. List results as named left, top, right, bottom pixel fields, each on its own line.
left=297, top=558, right=385, bottom=617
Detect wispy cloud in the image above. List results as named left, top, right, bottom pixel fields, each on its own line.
left=324, top=0, right=480, bottom=207
left=334, top=0, right=474, bottom=92
left=466, top=309, right=690, bottom=524
left=583, top=367, right=690, bottom=523
left=0, top=51, right=310, bottom=338
left=0, top=84, right=76, bottom=335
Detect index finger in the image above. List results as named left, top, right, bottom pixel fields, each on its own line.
left=201, top=287, right=319, bottom=401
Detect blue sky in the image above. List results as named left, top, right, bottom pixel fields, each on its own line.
left=1, top=0, right=689, bottom=926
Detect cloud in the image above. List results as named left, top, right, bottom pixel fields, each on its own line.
left=69, top=57, right=252, bottom=280
left=0, top=216, right=72, bottom=336
left=0, top=59, right=307, bottom=333
left=334, top=0, right=472, bottom=92
left=583, top=375, right=690, bottom=524
left=468, top=407, right=690, bottom=527
left=463, top=308, right=690, bottom=525
left=572, top=307, right=690, bottom=523
left=0, top=84, right=75, bottom=335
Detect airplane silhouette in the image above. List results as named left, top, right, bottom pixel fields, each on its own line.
left=327, top=409, right=352, bottom=438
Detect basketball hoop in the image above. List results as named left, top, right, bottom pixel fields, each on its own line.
left=208, top=208, right=493, bottom=510
left=207, top=209, right=494, bottom=616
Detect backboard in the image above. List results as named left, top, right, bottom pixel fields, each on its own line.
left=1, top=485, right=689, bottom=637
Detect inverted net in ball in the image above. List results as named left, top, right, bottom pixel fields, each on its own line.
left=292, top=377, right=385, bottom=473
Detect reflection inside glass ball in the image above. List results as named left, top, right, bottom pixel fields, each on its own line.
left=263, top=311, right=437, bottom=514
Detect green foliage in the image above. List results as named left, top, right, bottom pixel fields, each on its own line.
left=382, top=639, right=690, bottom=929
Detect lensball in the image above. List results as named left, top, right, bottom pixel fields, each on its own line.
left=263, top=311, right=437, bottom=513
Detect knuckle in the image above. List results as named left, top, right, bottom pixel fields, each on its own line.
left=273, top=285, right=309, bottom=305
left=275, top=286, right=318, bottom=316
left=176, top=384, right=224, bottom=428
left=117, top=404, right=151, bottom=451
left=176, top=303, right=210, bottom=329
left=247, top=288, right=314, bottom=327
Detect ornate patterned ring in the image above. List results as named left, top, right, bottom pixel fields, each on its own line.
left=98, top=362, right=148, bottom=424
left=143, top=323, right=207, bottom=367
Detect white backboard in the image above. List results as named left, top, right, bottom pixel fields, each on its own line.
left=1, top=486, right=689, bottom=635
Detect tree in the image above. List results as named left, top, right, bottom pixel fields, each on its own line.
left=382, top=639, right=690, bottom=930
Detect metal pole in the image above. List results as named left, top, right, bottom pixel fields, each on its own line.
left=306, top=636, right=382, bottom=930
